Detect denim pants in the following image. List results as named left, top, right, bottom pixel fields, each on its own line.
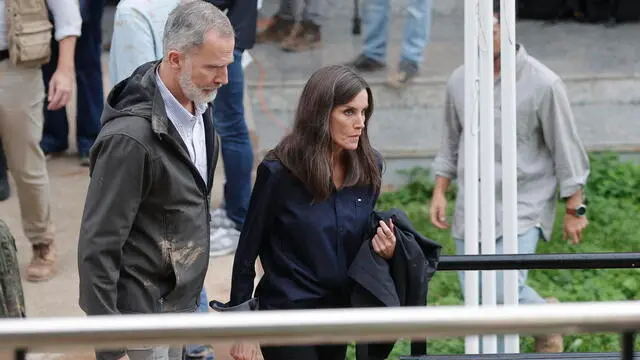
left=212, top=49, right=253, bottom=230
left=40, top=0, right=105, bottom=156
left=455, top=227, right=547, bottom=353
left=185, top=288, right=212, bottom=357
left=361, top=0, right=432, bottom=65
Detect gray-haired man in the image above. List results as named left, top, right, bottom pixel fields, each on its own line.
left=77, top=2, right=234, bottom=359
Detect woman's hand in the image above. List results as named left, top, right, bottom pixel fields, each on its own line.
left=230, top=342, right=264, bottom=360
left=372, top=219, right=396, bottom=260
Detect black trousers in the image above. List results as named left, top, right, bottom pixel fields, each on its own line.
left=261, top=343, right=347, bottom=360
left=259, top=297, right=349, bottom=360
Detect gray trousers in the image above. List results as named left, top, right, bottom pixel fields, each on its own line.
left=277, top=0, right=323, bottom=25
left=127, top=345, right=183, bottom=360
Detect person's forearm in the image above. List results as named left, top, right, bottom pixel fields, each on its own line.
left=57, top=36, right=77, bottom=73
left=433, top=176, right=451, bottom=197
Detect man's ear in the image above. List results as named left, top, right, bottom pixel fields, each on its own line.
left=166, top=50, right=183, bottom=70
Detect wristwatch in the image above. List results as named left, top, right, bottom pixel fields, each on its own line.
left=566, top=204, right=587, bottom=217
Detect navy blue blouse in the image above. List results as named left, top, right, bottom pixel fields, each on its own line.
left=229, top=159, right=380, bottom=308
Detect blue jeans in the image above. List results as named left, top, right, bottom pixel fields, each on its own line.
left=212, top=49, right=253, bottom=229
left=455, top=227, right=547, bottom=353
left=40, top=0, right=105, bottom=156
left=362, top=0, right=432, bottom=65
left=185, top=288, right=213, bottom=358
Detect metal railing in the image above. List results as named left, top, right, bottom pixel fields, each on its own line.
left=437, top=252, right=640, bottom=270
left=2, top=252, right=640, bottom=360
left=3, top=252, right=638, bottom=360
left=407, top=251, right=640, bottom=359
left=0, top=302, right=638, bottom=353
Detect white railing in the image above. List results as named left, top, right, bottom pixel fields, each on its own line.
left=0, top=301, right=638, bottom=353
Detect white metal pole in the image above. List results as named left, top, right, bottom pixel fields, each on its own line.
left=479, top=0, right=497, bottom=353
left=463, top=0, right=481, bottom=354
left=1, top=302, right=640, bottom=351
left=500, top=0, right=520, bottom=354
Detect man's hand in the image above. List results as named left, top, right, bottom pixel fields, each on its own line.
left=117, top=354, right=130, bottom=360
left=563, top=214, right=588, bottom=245
left=430, top=193, right=449, bottom=229
left=47, top=67, right=74, bottom=110
left=48, top=36, right=77, bottom=111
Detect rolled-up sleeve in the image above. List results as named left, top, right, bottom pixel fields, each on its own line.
left=46, top=0, right=82, bottom=40
left=538, top=79, right=590, bottom=198
left=432, top=79, right=462, bottom=179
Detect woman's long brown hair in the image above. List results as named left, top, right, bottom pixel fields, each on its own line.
left=266, top=65, right=382, bottom=202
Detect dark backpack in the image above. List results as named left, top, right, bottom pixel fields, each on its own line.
left=0, top=220, right=27, bottom=360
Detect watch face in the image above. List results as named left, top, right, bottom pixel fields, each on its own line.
left=576, top=205, right=587, bottom=216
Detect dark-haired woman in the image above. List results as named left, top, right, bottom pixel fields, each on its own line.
left=228, top=65, right=396, bottom=360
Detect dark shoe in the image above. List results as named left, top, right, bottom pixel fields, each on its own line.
left=79, top=154, right=90, bottom=167
left=280, top=21, right=321, bottom=52
left=346, top=53, right=386, bottom=72
left=26, top=243, right=57, bottom=282
left=387, top=59, right=419, bottom=88
left=0, top=174, right=9, bottom=201
left=257, top=16, right=295, bottom=44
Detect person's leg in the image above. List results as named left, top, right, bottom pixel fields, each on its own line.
left=74, top=0, right=105, bottom=165
left=210, top=48, right=253, bottom=257
left=185, top=288, right=215, bottom=359
left=0, top=139, right=10, bottom=201
left=257, top=0, right=296, bottom=44
left=127, top=346, right=172, bottom=360
left=280, top=0, right=322, bottom=52
left=388, top=0, right=432, bottom=87
left=0, top=60, right=56, bottom=282
left=315, top=343, right=348, bottom=360
left=261, top=344, right=319, bottom=360
left=512, top=227, right=563, bottom=352
left=361, top=0, right=391, bottom=64
left=303, top=0, right=322, bottom=25
left=40, top=34, right=70, bottom=155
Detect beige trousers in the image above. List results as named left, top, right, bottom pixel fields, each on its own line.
left=0, top=59, right=55, bottom=245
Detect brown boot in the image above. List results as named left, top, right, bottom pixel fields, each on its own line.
left=26, top=243, right=56, bottom=282
left=280, top=21, right=321, bottom=52
left=534, top=297, right=564, bottom=352
left=257, top=16, right=294, bottom=44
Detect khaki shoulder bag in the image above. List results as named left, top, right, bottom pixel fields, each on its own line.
left=5, top=0, right=53, bottom=68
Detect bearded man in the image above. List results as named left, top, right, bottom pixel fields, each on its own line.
left=77, top=2, right=234, bottom=360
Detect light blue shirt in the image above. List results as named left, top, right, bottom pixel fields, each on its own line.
left=108, top=0, right=179, bottom=86
left=155, top=68, right=208, bottom=182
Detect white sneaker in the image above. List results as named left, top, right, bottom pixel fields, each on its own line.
left=210, top=208, right=236, bottom=229
left=209, top=227, right=240, bottom=257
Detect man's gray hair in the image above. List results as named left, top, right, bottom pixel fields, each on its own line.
left=163, top=1, right=235, bottom=58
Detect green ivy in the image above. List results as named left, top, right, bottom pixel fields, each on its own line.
left=344, top=151, right=640, bottom=359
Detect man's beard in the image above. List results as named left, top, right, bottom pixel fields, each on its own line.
left=178, top=67, right=218, bottom=105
